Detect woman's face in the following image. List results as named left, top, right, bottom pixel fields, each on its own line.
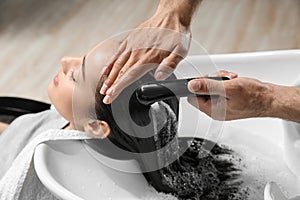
left=48, top=40, right=120, bottom=130
left=47, top=56, right=83, bottom=128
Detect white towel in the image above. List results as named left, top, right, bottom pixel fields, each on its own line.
left=0, top=129, right=92, bottom=200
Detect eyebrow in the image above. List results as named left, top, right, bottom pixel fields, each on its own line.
left=82, top=55, right=86, bottom=81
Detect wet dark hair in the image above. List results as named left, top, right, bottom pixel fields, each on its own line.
left=94, top=72, right=179, bottom=153
left=93, top=73, right=247, bottom=200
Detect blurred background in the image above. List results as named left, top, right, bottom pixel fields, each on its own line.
left=0, top=0, right=299, bottom=102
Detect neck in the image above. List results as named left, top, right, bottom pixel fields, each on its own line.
left=63, top=123, right=75, bottom=130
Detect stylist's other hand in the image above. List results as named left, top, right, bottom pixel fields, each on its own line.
left=100, top=0, right=203, bottom=104
left=187, top=71, right=274, bottom=120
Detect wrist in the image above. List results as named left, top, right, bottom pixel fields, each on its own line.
left=151, top=10, right=191, bottom=33
left=265, top=83, right=278, bottom=118
left=263, top=83, right=296, bottom=120
left=258, top=82, right=278, bottom=118
left=269, top=85, right=300, bottom=122
left=155, top=0, right=202, bottom=28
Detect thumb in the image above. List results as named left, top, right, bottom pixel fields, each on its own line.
left=188, top=78, right=227, bottom=96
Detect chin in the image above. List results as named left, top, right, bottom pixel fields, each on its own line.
left=47, top=83, right=53, bottom=102
left=47, top=84, right=70, bottom=121
left=47, top=82, right=58, bottom=107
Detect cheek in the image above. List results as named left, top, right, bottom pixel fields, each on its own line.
left=48, top=81, right=74, bottom=122
left=72, top=85, right=95, bottom=130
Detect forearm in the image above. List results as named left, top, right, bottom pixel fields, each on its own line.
left=156, top=0, right=202, bottom=27
left=265, top=83, right=300, bottom=123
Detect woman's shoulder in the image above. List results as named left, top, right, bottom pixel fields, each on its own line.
left=6, top=107, right=67, bottom=134
left=13, top=108, right=60, bottom=123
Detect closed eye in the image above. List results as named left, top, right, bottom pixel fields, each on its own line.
left=70, top=70, right=76, bottom=82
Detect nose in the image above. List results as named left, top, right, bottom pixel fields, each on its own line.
left=61, top=56, right=81, bottom=74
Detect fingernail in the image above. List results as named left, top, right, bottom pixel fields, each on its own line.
left=103, top=95, right=111, bottom=104
left=106, top=87, right=114, bottom=96
left=100, top=84, right=108, bottom=95
left=229, top=73, right=238, bottom=79
left=155, top=71, right=169, bottom=80
left=188, top=80, right=201, bottom=92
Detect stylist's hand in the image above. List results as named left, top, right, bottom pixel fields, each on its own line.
left=100, top=8, right=194, bottom=104
left=187, top=70, right=274, bottom=120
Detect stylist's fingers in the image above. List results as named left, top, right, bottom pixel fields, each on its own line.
left=100, top=41, right=127, bottom=95
left=188, top=78, right=227, bottom=96
left=187, top=96, right=211, bottom=114
left=188, top=96, right=227, bottom=120
left=154, top=52, right=183, bottom=80
left=103, top=48, right=171, bottom=104
left=100, top=51, right=132, bottom=95
left=103, top=61, right=156, bottom=104
left=104, top=55, right=140, bottom=101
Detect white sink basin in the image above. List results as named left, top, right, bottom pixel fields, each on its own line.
left=34, top=140, right=150, bottom=200
left=34, top=50, right=300, bottom=200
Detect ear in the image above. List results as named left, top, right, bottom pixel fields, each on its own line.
left=84, top=120, right=111, bottom=138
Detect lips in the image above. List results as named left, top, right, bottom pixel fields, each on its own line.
left=53, top=74, right=59, bottom=86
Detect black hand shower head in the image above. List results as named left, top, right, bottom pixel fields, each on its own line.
left=129, top=76, right=230, bottom=127
left=135, top=76, right=230, bottom=106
